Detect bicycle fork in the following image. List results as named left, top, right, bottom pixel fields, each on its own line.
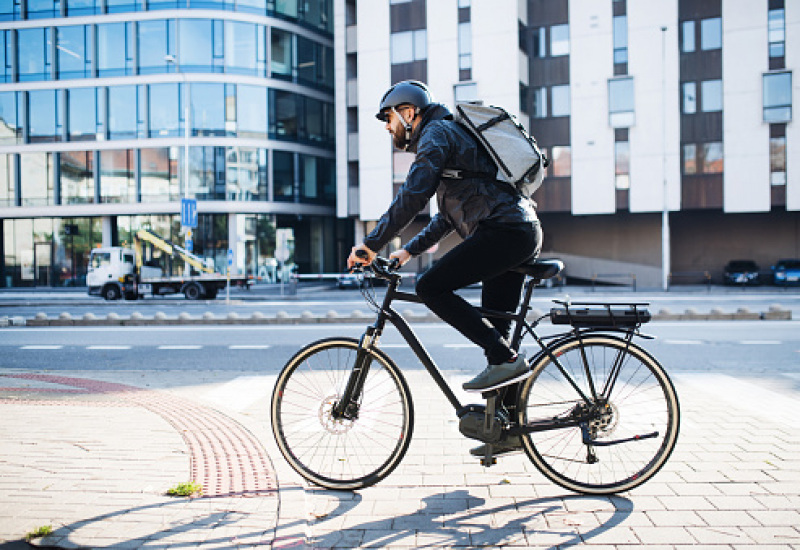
left=331, top=326, right=380, bottom=420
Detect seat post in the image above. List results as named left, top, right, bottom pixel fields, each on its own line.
left=509, top=277, right=538, bottom=350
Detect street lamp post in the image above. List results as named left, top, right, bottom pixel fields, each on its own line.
left=660, top=26, right=670, bottom=292
left=164, top=55, right=189, bottom=200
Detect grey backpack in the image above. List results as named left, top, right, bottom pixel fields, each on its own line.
left=455, top=102, right=548, bottom=197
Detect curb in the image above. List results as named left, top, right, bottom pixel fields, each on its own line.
left=1, top=305, right=792, bottom=327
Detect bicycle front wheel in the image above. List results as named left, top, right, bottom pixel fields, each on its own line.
left=518, top=334, right=679, bottom=494
left=271, top=337, right=413, bottom=490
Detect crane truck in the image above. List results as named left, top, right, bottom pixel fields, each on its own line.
left=87, top=229, right=250, bottom=300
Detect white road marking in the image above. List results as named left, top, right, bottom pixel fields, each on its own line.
left=739, top=340, right=782, bottom=345
left=20, top=345, right=64, bottom=350
left=157, top=345, right=203, bottom=350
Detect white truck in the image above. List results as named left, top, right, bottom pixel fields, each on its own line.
left=87, top=229, right=250, bottom=300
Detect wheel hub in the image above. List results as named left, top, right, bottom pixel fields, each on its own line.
left=589, top=402, right=619, bottom=438
left=319, top=395, right=355, bottom=434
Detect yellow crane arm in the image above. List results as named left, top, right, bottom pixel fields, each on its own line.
left=135, top=229, right=214, bottom=274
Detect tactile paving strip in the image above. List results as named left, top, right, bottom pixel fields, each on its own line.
left=0, top=374, right=277, bottom=497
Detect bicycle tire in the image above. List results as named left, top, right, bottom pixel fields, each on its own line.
left=271, top=337, right=414, bottom=490
left=518, top=334, right=679, bottom=494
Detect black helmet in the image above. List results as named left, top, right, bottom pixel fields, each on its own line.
left=375, top=80, right=433, bottom=121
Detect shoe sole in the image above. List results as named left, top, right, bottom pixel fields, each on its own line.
left=463, top=368, right=533, bottom=393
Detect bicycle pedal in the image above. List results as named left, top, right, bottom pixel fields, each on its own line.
left=480, top=457, right=497, bottom=466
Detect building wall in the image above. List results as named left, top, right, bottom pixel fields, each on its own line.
left=355, top=0, right=392, bottom=222
left=786, top=0, right=800, bottom=211
left=627, top=0, right=681, bottom=213
left=568, top=0, right=615, bottom=215
left=722, top=0, right=770, bottom=213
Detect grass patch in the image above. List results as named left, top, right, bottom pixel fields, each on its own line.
left=166, top=481, right=203, bottom=497
left=25, top=525, right=53, bottom=541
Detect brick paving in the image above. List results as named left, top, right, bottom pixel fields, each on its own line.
left=1, top=367, right=800, bottom=548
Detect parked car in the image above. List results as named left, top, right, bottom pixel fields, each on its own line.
left=336, top=273, right=362, bottom=289
left=772, top=258, right=800, bottom=286
left=723, top=260, right=761, bottom=286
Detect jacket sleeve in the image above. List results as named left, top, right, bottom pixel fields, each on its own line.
left=363, top=124, right=451, bottom=252
left=403, top=213, right=453, bottom=256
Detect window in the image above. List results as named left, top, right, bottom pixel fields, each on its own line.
left=67, top=88, right=97, bottom=141
left=269, top=90, right=297, bottom=140
left=608, top=78, right=634, bottom=127
left=533, top=87, right=547, bottom=118
left=97, top=22, right=135, bottom=77
left=0, top=91, right=19, bottom=144
left=26, top=0, right=59, bottom=19
left=60, top=151, right=94, bottom=204
left=188, top=146, right=224, bottom=200
left=179, top=19, right=215, bottom=72
left=701, top=79, right=722, bottom=112
left=273, top=150, right=295, bottom=201
left=299, top=155, right=334, bottom=205
left=191, top=83, right=225, bottom=136
left=301, top=97, right=333, bottom=145
left=458, top=22, right=472, bottom=70
left=57, top=26, right=92, bottom=79
left=702, top=142, right=723, bottom=173
left=0, top=153, right=14, bottom=207
left=613, top=15, right=628, bottom=65
left=682, top=82, right=697, bottom=114
left=1, top=31, right=11, bottom=83
left=108, top=86, right=137, bottom=139
left=682, top=144, right=697, bottom=174
left=226, top=147, right=266, bottom=200
left=551, top=146, right=571, bottom=177
left=225, top=21, right=262, bottom=75
left=681, top=20, right=695, bottom=53
left=297, top=36, right=333, bottom=88
left=455, top=83, right=477, bottom=103
left=271, top=29, right=292, bottom=79
left=391, top=29, right=426, bottom=64
left=66, top=0, right=99, bottom=15
left=106, top=0, right=143, bottom=13
left=532, top=27, right=545, bottom=58
left=763, top=72, right=792, bottom=123
left=551, top=85, right=570, bottom=117
left=100, top=149, right=135, bottom=203
left=28, top=89, right=59, bottom=142
left=770, top=134, right=786, bottom=185
left=20, top=152, right=54, bottom=205
left=768, top=8, right=785, bottom=59
left=138, top=20, right=176, bottom=74
left=0, top=0, right=22, bottom=21
left=17, top=28, right=52, bottom=81
left=237, top=85, right=267, bottom=138
left=140, top=147, right=179, bottom=202
left=615, top=141, right=630, bottom=189
left=550, top=24, right=569, bottom=57
left=700, top=17, right=721, bottom=51
left=148, top=83, right=179, bottom=137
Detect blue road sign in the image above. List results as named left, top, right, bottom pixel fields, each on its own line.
left=227, top=248, right=233, bottom=266
left=185, top=239, right=193, bottom=252
left=181, top=198, right=197, bottom=228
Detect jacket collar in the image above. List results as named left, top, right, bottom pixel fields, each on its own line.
left=407, top=103, right=453, bottom=153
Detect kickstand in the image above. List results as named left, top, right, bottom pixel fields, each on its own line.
left=480, top=390, right=499, bottom=466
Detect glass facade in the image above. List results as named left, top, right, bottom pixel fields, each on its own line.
left=0, top=2, right=339, bottom=287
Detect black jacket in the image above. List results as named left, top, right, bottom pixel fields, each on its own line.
left=363, top=103, right=538, bottom=256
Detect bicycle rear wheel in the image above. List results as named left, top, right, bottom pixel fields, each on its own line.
left=518, top=334, right=679, bottom=494
left=271, top=337, right=413, bottom=490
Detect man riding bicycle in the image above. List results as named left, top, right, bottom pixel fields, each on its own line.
left=346, top=80, right=543, bottom=398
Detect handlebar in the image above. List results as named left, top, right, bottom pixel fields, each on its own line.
left=351, top=251, right=401, bottom=280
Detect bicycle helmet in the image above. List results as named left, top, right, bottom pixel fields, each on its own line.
left=375, top=80, right=433, bottom=122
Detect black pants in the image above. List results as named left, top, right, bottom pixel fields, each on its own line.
left=415, top=222, right=542, bottom=365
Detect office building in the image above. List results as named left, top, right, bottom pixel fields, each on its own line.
left=0, top=0, right=340, bottom=288
left=337, top=0, right=798, bottom=287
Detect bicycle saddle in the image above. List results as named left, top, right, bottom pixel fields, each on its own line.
left=511, top=258, right=564, bottom=280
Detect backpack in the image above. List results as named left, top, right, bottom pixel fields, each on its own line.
left=454, top=102, right=549, bottom=198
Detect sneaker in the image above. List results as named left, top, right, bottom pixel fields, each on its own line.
left=470, top=435, right=523, bottom=457
left=462, top=353, right=531, bottom=392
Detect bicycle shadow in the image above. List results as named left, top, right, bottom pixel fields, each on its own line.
left=307, top=488, right=633, bottom=548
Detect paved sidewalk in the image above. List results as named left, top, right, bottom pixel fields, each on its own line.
left=2, top=367, right=800, bottom=548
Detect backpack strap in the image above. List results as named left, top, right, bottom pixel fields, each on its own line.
left=441, top=168, right=494, bottom=180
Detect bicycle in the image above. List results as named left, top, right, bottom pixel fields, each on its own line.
left=271, top=256, right=680, bottom=495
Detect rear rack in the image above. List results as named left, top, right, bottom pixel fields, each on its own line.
left=550, top=301, right=651, bottom=329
